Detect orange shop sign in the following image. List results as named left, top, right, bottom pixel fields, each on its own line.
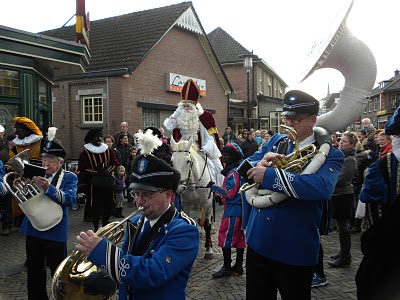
left=166, top=73, right=206, bottom=96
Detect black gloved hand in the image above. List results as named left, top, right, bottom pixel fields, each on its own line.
left=206, top=181, right=215, bottom=188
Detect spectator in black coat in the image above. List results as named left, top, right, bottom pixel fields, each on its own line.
left=240, top=130, right=259, bottom=158
left=222, top=127, right=237, bottom=145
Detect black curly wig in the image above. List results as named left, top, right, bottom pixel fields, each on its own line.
left=84, top=128, right=103, bottom=145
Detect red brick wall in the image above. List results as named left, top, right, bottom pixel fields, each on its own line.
left=52, top=26, right=229, bottom=159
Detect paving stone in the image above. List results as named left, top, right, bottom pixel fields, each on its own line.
left=0, top=201, right=363, bottom=299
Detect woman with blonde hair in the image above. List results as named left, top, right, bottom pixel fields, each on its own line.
left=329, top=131, right=358, bottom=268
left=377, top=131, right=392, bottom=159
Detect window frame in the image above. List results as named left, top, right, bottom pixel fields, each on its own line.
left=81, top=95, right=104, bottom=125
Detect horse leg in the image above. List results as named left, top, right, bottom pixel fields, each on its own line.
left=203, top=217, right=214, bottom=260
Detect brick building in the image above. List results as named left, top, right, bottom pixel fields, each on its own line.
left=208, top=27, right=287, bottom=134
left=43, top=2, right=232, bottom=159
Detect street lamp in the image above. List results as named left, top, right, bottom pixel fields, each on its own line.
left=239, top=51, right=254, bottom=130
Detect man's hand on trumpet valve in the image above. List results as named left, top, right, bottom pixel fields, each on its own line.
left=257, top=152, right=285, bottom=167
left=75, top=230, right=102, bottom=257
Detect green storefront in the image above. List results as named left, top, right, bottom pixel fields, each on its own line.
left=0, top=25, right=89, bottom=136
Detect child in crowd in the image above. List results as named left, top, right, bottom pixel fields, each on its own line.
left=207, top=142, right=246, bottom=278
left=126, top=146, right=137, bottom=207
left=114, top=165, right=126, bottom=218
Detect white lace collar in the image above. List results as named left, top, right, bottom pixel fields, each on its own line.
left=84, top=143, right=108, bottom=154
left=13, top=134, right=42, bottom=146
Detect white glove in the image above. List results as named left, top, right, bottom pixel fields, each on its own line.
left=171, top=106, right=183, bottom=118
left=176, top=184, right=187, bottom=194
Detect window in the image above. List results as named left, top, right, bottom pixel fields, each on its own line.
left=368, top=99, right=373, bottom=112
left=374, top=98, right=378, bottom=111
left=391, top=95, right=397, bottom=108
left=0, top=69, right=19, bottom=96
left=269, top=112, right=281, bottom=135
left=82, top=96, right=103, bottom=124
left=259, top=69, right=265, bottom=95
left=231, top=108, right=244, bottom=118
left=38, top=78, right=48, bottom=104
left=143, top=108, right=159, bottom=128
left=268, top=76, right=272, bottom=97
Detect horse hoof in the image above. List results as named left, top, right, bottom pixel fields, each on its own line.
left=204, top=253, right=214, bottom=260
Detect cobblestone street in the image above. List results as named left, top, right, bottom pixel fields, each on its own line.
left=0, top=201, right=362, bottom=299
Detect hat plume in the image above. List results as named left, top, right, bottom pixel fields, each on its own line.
left=47, top=127, right=57, bottom=141
left=134, top=129, right=162, bottom=156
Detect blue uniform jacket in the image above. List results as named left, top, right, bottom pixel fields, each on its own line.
left=243, top=133, right=344, bottom=266
left=88, top=212, right=199, bottom=300
left=210, top=169, right=243, bottom=217
left=360, top=153, right=398, bottom=206
left=0, top=161, right=6, bottom=196
left=19, top=170, right=78, bottom=242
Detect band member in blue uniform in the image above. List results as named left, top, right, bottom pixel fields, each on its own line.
left=19, top=127, right=78, bottom=300
left=208, top=142, right=246, bottom=278
left=242, top=90, right=344, bottom=300
left=76, top=147, right=200, bottom=300
left=355, top=105, right=400, bottom=300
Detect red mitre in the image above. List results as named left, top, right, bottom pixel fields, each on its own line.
left=181, top=79, right=200, bottom=104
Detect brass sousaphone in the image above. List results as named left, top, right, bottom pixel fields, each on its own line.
left=243, top=0, right=377, bottom=208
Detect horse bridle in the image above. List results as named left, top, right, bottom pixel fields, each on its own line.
left=173, top=149, right=209, bottom=188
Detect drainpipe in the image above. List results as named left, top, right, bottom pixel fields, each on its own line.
left=107, top=76, right=110, bottom=135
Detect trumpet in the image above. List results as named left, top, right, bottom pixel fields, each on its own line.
left=239, top=125, right=318, bottom=194
left=52, top=206, right=144, bottom=300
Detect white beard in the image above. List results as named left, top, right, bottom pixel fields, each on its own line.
left=176, top=107, right=201, bottom=141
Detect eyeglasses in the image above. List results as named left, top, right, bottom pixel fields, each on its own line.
left=130, top=189, right=166, bottom=201
left=282, top=115, right=310, bottom=124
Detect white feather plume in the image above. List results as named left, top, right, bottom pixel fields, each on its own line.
left=134, top=129, right=162, bottom=156
left=47, top=127, right=57, bottom=141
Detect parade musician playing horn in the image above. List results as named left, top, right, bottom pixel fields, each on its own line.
left=242, top=90, right=344, bottom=299
left=76, top=145, right=200, bottom=300
left=19, top=128, right=78, bottom=300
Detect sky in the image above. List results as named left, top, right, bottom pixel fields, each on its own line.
left=2, top=0, right=399, bottom=100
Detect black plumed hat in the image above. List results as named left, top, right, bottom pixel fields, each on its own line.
left=41, top=127, right=67, bottom=159
left=129, top=154, right=180, bottom=192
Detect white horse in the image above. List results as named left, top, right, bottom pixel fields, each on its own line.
left=170, top=137, right=214, bottom=260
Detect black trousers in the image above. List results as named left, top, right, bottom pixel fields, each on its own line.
left=26, top=236, right=66, bottom=300
left=0, top=193, right=13, bottom=229
left=246, top=247, right=313, bottom=300
left=314, top=242, right=325, bottom=277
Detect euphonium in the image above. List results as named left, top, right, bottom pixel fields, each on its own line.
left=3, top=149, right=42, bottom=201
left=52, top=206, right=144, bottom=300
left=3, top=149, right=64, bottom=231
left=239, top=125, right=318, bottom=194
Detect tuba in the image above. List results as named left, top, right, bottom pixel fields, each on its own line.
left=3, top=149, right=63, bottom=231
left=52, top=206, right=144, bottom=300
left=243, top=0, right=376, bottom=208
left=301, top=0, right=376, bottom=133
